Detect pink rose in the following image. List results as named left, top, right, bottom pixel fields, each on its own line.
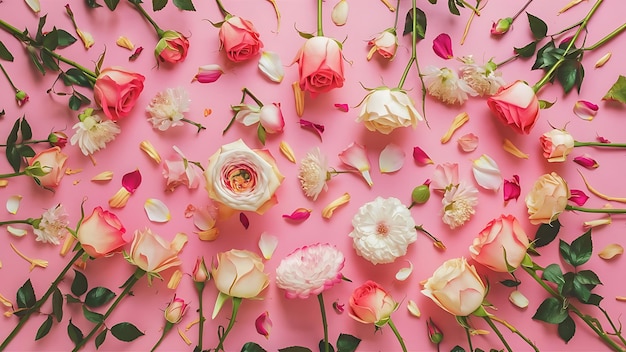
left=487, top=80, right=539, bottom=134
left=349, top=281, right=397, bottom=326
left=77, top=206, right=126, bottom=258
left=367, top=30, right=397, bottom=60
left=164, top=294, right=189, bottom=324
left=219, top=16, right=263, bottom=62
left=469, top=215, right=530, bottom=272
left=525, top=172, right=570, bottom=225
left=540, top=129, right=575, bottom=162
left=294, top=36, right=345, bottom=97
left=94, top=67, right=145, bottom=121
left=28, top=146, right=68, bottom=188
left=156, top=30, right=190, bottom=64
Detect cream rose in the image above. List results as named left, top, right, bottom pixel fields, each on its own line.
left=211, top=249, right=269, bottom=298
left=540, top=129, right=575, bottom=162
left=349, top=281, right=398, bottom=326
left=469, top=214, right=530, bottom=272
left=204, top=139, right=284, bottom=214
left=77, top=206, right=126, bottom=258
left=356, top=87, right=423, bottom=134
left=27, top=146, right=68, bottom=188
left=126, top=228, right=185, bottom=275
left=421, top=257, right=486, bottom=316
left=525, top=172, right=570, bottom=225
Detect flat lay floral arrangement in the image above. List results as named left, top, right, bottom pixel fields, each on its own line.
left=0, top=0, right=625, bottom=351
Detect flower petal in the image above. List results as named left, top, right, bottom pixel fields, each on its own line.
left=193, top=64, right=224, bottom=84
left=573, top=100, right=599, bottom=121
left=116, top=36, right=134, bottom=50
left=339, top=142, right=373, bottom=186
left=258, top=232, right=279, bottom=260
left=299, top=119, right=325, bottom=140
left=395, top=261, right=413, bottom=281
left=599, top=243, right=623, bottom=260
left=293, top=81, right=305, bottom=117
left=407, top=300, right=421, bottom=318
left=584, top=216, right=612, bottom=229
left=595, top=52, right=612, bottom=68
left=144, top=198, right=171, bottom=223
left=140, top=140, right=161, bottom=164
left=573, top=154, right=599, bottom=169
left=441, top=112, right=469, bottom=143
left=458, top=133, right=479, bottom=152
left=331, top=0, right=349, bottom=26
left=258, top=51, right=284, bottom=83
left=503, top=175, right=521, bottom=202
left=379, top=144, right=405, bottom=173
left=122, top=169, right=142, bottom=193
left=569, top=189, right=589, bottom=206
left=333, top=301, right=345, bottom=314
left=472, top=154, right=503, bottom=191
left=509, top=290, right=529, bottom=309
left=255, top=311, right=273, bottom=339
left=282, top=208, right=312, bottom=221
left=412, top=146, right=434, bottom=165
left=6, top=195, right=22, bottom=214
left=334, top=103, right=349, bottom=112
left=322, top=193, right=350, bottom=219
left=24, top=0, right=40, bottom=13
left=240, top=212, right=250, bottom=229
left=432, top=33, right=453, bottom=59
left=7, top=226, right=28, bottom=237
left=279, top=141, right=296, bottom=163
left=502, top=138, right=529, bottom=159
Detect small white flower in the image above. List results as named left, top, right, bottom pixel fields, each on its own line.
left=298, top=147, right=329, bottom=200
left=460, top=56, right=506, bottom=96
left=70, top=113, right=120, bottom=156
left=349, top=197, right=417, bottom=264
left=423, top=66, right=477, bottom=105
left=146, top=87, right=191, bottom=131
left=442, top=181, right=478, bottom=229
left=33, top=204, right=69, bottom=245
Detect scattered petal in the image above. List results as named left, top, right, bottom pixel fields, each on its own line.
left=432, top=33, right=453, bottom=60
left=24, top=0, right=40, bottom=13
left=339, top=143, right=373, bottom=186
left=413, top=146, right=434, bottom=165
left=595, top=52, right=612, bottom=68
left=193, top=64, right=224, bottom=84
left=578, top=171, right=626, bottom=203
left=569, top=189, right=589, bottom=206
left=599, top=243, right=623, bottom=260
left=441, top=112, right=469, bottom=143
left=167, top=269, right=183, bottom=289
left=91, top=171, right=113, bottom=181
left=240, top=212, right=250, bottom=229
left=584, top=216, right=612, bottom=229
left=472, top=154, right=503, bottom=191
left=197, top=228, right=219, bottom=241
left=379, top=144, right=405, bottom=173
left=108, top=188, right=131, bottom=208
left=331, top=0, right=349, bottom=26
left=395, top=261, right=413, bottom=281
left=509, top=291, right=529, bottom=309
left=574, top=154, right=599, bottom=169
left=334, top=103, right=349, bottom=112
left=502, top=138, right=529, bottom=159
left=129, top=46, right=143, bottom=61
left=60, top=235, right=76, bottom=256
left=10, top=243, right=48, bottom=271
left=185, top=318, right=200, bottom=331
left=407, top=300, right=421, bottom=318
left=597, top=135, right=611, bottom=143
left=617, top=296, right=626, bottom=302
left=144, top=198, right=171, bottom=223
left=279, top=141, right=296, bottom=163
left=380, top=0, right=395, bottom=11
left=204, top=108, right=212, bottom=117
left=458, top=133, right=479, bottom=152
left=65, top=168, right=83, bottom=175
left=192, top=204, right=218, bottom=231
left=573, top=100, right=599, bottom=121
left=77, top=29, right=95, bottom=50
left=6, top=195, right=22, bottom=214
left=503, top=175, right=521, bottom=202
left=259, top=51, right=284, bottom=83
left=293, top=81, right=305, bottom=117
left=0, top=293, right=12, bottom=308
left=266, top=0, right=281, bottom=32
left=7, top=226, right=27, bottom=237
left=558, top=0, right=585, bottom=14
left=178, top=328, right=192, bottom=345
left=0, top=180, right=8, bottom=187
left=255, top=311, right=273, bottom=339
left=258, top=232, right=279, bottom=260
left=333, top=301, right=345, bottom=314
left=299, top=119, right=324, bottom=140
left=282, top=208, right=312, bottom=221
left=140, top=140, right=161, bottom=164
left=116, top=36, right=134, bottom=50
left=322, top=192, right=350, bottom=219
left=122, top=169, right=142, bottom=193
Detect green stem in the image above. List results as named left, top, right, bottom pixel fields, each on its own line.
left=415, top=225, right=445, bottom=249
left=0, top=63, right=18, bottom=91
left=0, top=219, right=34, bottom=226
left=44, top=49, right=97, bottom=80
left=214, top=297, right=242, bottom=352
left=0, top=19, right=30, bottom=43
left=464, top=327, right=474, bottom=352
left=130, top=0, right=165, bottom=37
left=72, top=268, right=146, bottom=352
left=459, top=0, right=481, bottom=15
left=150, top=322, right=173, bottom=352
left=599, top=306, right=626, bottom=347
left=483, top=315, right=513, bottom=352
left=0, top=171, right=26, bottom=179
left=387, top=318, right=408, bottom=352
left=317, top=0, right=324, bottom=36
left=490, top=315, right=539, bottom=352
left=0, top=139, right=49, bottom=147
left=392, top=0, right=401, bottom=29
left=0, top=249, right=84, bottom=351
left=584, top=23, right=626, bottom=51
left=195, top=282, right=205, bottom=351
left=511, top=0, right=533, bottom=21
left=242, top=88, right=264, bottom=107
left=215, top=0, right=231, bottom=18
left=317, top=293, right=329, bottom=352
left=548, top=19, right=584, bottom=37
left=397, top=0, right=417, bottom=89
left=575, top=141, right=626, bottom=148
left=495, top=54, right=520, bottom=67
left=566, top=204, right=626, bottom=214
left=181, top=118, right=206, bottom=133
left=532, top=0, right=604, bottom=93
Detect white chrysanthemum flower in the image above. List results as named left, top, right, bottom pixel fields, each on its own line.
left=423, top=66, right=477, bottom=105
left=460, top=56, right=506, bottom=96
left=33, top=204, right=69, bottom=245
left=146, top=87, right=190, bottom=131
left=298, top=147, right=329, bottom=200
left=349, top=197, right=417, bottom=264
left=70, top=113, right=120, bottom=156
left=442, top=181, right=479, bottom=229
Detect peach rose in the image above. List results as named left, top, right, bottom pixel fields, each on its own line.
left=127, top=228, right=186, bottom=275
left=356, top=87, right=423, bottom=134
left=525, top=172, right=570, bottom=225
left=294, top=36, right=345, bottom=97
left=487, top=80, right=539, bottom=134
left=94, top=67, right=145, bottom=121
left=349, top=281, right=398, bottom=326
left=469, top=215, right=530, bottom=272
left=27, top=147, right=68, bottom=188
left=421, top=257, right=486, bottom=316
left=367, top=30, right=397, bottom=60
left=155, top=30, right=189, bottom=64
left=77, top=206, right=126, bottom=258
left=212, top=249, right=269, bottom=298
left=164, top=294, right=189, bottom=324
left=540, top=129, right=575, bottom=162
left=219, top=16, right=263, bottom=62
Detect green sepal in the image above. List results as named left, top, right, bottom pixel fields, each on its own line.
left=104, top=0, right=120, bottom=10
left=212, top=291, right=230, bottom=319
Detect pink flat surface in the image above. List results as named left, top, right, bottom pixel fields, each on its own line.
left=1, top=1, right=626, bottom=351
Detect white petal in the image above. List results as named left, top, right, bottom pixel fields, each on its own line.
left=407, top=300, right=421, bottom=317
left=258, top=51, right=284, bottom=83
left=509, top=290, right=529, bottom=309
left=395, top=260, right=413, bottom=281
left=472, top=154, right=503, bottom=191
left=258, top=232, right=278, bottom=260
left=331, top=0, right=349, bottom=26
left=379, top=144, right=405, bottom=174
left=144, top=198, right=171, bottom=223
left=7, top=226, right=28, bottom=237
left=25, top=0, right=40, bottom=13
left=6, top=195, right=22, bottom=214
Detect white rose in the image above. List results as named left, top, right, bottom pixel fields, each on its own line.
left=356, top=87, right=423, bottom=134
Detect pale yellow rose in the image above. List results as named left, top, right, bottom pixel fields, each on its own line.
left=211, top=249, right=269, bottom=298
left=126, top=228, right=186, bottom=276
left=525, top=172, right=570, bottom=225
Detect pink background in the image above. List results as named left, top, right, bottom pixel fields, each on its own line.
left=1, top=0, right=626, bottom=351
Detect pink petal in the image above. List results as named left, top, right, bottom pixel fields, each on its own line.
left=259, top=103, right=285, bottom=134
left=339, top=142, right=373, bottom=186
left=193, top=64, right=224, bottom=83
left=240, top=212, right=249, bottom=229
left=597, top=135, right=611, bottom=143
left=282, top=208, right=312, bottom=221
left=122, top=169, right=142, bottom=193
left=129, top=46, right=143, bottom=61
left=412, top=146, right=434, bottom=165
left=255, top=311, right=272, bottom=339
left=299, top=119, right=325, bottom=141
left=258, top=232, right=279, bottom=260
left=472, top=154, right=503, bottom=191
left=503, top=175, right=521, bottom=202
left=431, top=163, right=459, bottom=192
left=457, top=133, right=479, bottom=152
left=432, top=33, right=453, bottom=60
left=569, top=189, right=589, bottom=206
left=333, top=301, right=345, bottom=314
left=573, top=100, right=599, bottom=121
left=573, top=154, right=599, bottom=169
left=334, top=103, right=349, bottom=112
left=379, top=144, right=405, bottom=173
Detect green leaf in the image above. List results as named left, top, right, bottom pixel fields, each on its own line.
left=65, top=294, right=82, bottom=304
left=534, top=219, right=561, bottom=247
left=95, top=50, right=106, bottom=76
left=556, top=59, right=578, bottom=93
left=110, top=322, right=144, bottom=342
left=527, top=12, right=547, bottom=39
left=67, top=319, right=84, bottom=346
left=0, top=41, right=14, bottom=61
left=575, top=62, right=585, bottom=93
left=85, top=287, right=116, bottom=308
left=52, top=287, right=63, bottom=322
left=241, top=342, right=267, bottom=352
left=69, top=95, right=83, bottom=111
left=500, top=279, right=521, bottom=288
left=104, top=0, right=120, bottom=10
left=278, top=347, right=313, bottom=352
left=17, top=145, right=35, bottom=158
left=402, top=7, right=427, bottom=39
left=153, top=0, right=167, bottom=11
left=6, top=145, right=22, bottom=173
left=257, top=124, right=266, bottom=145
left=558, top=315, right=576, bottom=343
left=603, top=75, right=626, bottom=103
left=36, top=15, right=48, bottom=43
left=572, top=276, right=592, bottom=302
left=56, top=30, right=77, bottom=47
left=85, top=0, right=103, bottom=8
left=173, top=0, right=195, bottom=11
left=17, top=279, right=36, bottom=309
left=42, top=30, right=59, bottom=51
left=514, top=41, right=537, bottom=58
left=27, top=47, right=46, bottom=75
left=447, top=0, right=460, bottom=15
left=65, top=68, right=92, bottom=88
left=20, top=117, right=32, bottom=140
left=40, top=50, right=60, bottom=71
left=95, top=329, right=108, bottom=349
left=561, top=272, right=576, bottom=297
left=567, top=230, right=592, bottom=267
left=450, top=346, right=466, bottom=352
left=542, top=264, right=565, bottom=293
left=532, top=41, right=555, bottom=70
left=318, top=340, right=335, bottom=352
left=539, top=99, right=556, bottom=109
left=71, top=269, right=88, bottom=296
left=35, top=315, right=53, bottom=340
left=82, top=305, right=105, bottom=323
left=532, top=297, right=568, bottom=324
left=336, top=333, right=360, bottom=352
left=576, top=270, right=602, bottom=286
left=582, top=293, right=603, bottom=306
left=428, top=0, right=437, bottom=3
left=7, top=118, right=20, bottom=145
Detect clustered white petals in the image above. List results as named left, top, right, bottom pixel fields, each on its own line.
left=423, top=66, right=477, bottom=105
left=460, top=57, right=506, bottom=96
left=70, top=114, right=121, bottom=156
left=442, top=181, right=479, bottom=229
left=33, top=204, right=70, bottom=245
left=146, top=87, right=191, bottom=131
left=298, top=147, right=329, bottom=200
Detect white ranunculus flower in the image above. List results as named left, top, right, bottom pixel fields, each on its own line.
left=146, top=87, right=190, bottom=131
left=298, top=147, right=329, bottom=200
left=70, top=110, right=120, bottom=156
left=349, top=197, right=417, bottom=264
left=356, top=87, right=423, bottom=134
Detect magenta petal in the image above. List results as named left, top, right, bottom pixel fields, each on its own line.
left=122, top=169, right=142, bottom=193
left=332, top=301, right=345, bottom=314
left=597, top=135, right=611, bottom=143
left=573, top=100, right=599, bottom=121
left=299, top=119, right=325, bottom=141
left=282, top=208, right=312, bottom=221
left=569, top=189, right=590, bottom=206
left=334, top=103, right=349, bottom=112
left=432, top=33, right=453, bottom=60
left=503, top=174, right=521, bottom=202
left=573, top=154, right=599, bottom=169
left=240, top=212, right=250, bottom=229
left=413, top=146, right=433, bottom=165
left=255, top=311, right=272, bottom=339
